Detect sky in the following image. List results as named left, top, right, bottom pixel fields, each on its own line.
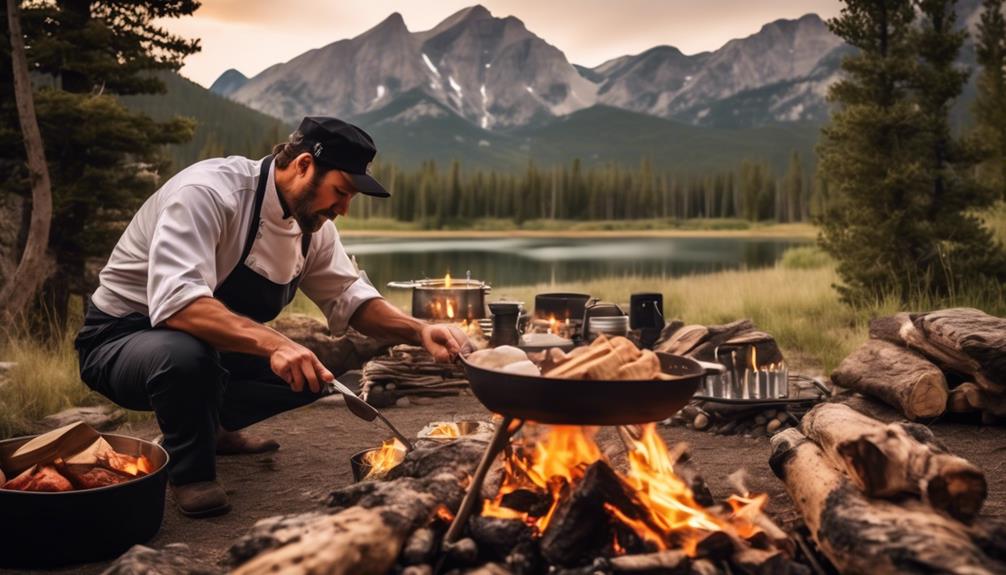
left=160, top=1, right=845, bottom=88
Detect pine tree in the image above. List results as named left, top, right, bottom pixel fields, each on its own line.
left=1, top=0, right=198, bottom=321
left=974, top=0, right=1006, bottom=196
left=820, top=0, right=1006, bottom=304
left=818, top=0, right=928, bottom=304
left=783, top=151, right=804, bottom=223
left=912, top=0, right=1006, bottom=292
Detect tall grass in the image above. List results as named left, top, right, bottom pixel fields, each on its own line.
left=981, top=201, right=1006, bottom=246
left=0, top=324, right=102, bottom=437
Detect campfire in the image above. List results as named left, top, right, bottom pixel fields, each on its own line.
left=480, top=423, right=769, bottom=559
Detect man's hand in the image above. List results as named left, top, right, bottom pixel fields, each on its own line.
left=269, top=342, right=333, bottom=393
left=421, top=324, right=473, bottom=363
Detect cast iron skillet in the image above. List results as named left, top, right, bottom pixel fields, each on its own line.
left=459, top=351, right=704, bottom=425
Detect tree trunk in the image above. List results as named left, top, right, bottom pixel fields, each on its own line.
left=769, top=428, right=1006, bottom=574
left=0, top=0, right=54, bottom=324
left=800, top=403, right=986, bottom=521
left=831, top=339, right=948, bottom=420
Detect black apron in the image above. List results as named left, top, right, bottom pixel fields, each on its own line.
left=74, top=155, right=320, bottom=484
left=214, top=155, right=311, bottom=322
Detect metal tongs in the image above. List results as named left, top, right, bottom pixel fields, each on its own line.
left=326, top=377, right=415, bottom=452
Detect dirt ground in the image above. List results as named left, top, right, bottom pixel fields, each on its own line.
left=9, top=389, right=1006, bottom=575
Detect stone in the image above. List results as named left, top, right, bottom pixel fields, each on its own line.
left=101, top=544, right=218, bottom=575
left=42, top=405, right=125, bottom=431
left=396, top=397, right=412, bottom=408
left=270, top=314, right=391, bottom=376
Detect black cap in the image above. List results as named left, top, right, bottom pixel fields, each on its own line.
left=297, top=116, right=390, bottom=198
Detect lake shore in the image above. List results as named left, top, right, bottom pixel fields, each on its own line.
left=339, top=222, right=817, bottom=239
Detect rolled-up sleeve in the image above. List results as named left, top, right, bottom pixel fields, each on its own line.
left=147, top=185, right=226, bottom=326
left=298, top=223, right=382, bottom=335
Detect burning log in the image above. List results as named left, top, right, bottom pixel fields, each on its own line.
left=608, top=550, right=690, bottom=573
left=770, top=428, right=1006, bottom=574
left=228, top=438, right=486, bottom=574
left=801, top=403, right=986, bottom=521
left=830, top=339, right=948, bottom=420
left=540, top=461, right=657, bottom=566
left=469, top=516, right=531, bottom=561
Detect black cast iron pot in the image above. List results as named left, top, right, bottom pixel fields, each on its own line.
left=533, top=292, right=591, bottom=321
left=0, top=433, right=169, bottom=568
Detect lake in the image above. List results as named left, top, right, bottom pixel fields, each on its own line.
left=343, top=236, right=808, bottom=289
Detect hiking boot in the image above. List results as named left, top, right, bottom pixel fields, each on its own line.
left=216, top=428, right=280, bottom=455
left=170, top=480, right=230, bottom=518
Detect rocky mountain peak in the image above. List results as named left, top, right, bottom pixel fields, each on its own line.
left=208, top=68, right=248, bottom=97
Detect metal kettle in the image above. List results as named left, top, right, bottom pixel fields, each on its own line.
left=581, top=298, right=627, bottom=340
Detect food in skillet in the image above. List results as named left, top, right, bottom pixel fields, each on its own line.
left=467, top=335, right=672, bottom=380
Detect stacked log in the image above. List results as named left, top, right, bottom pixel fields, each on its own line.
left=655, top=319, right=784, bottom=366
left=666, top=403, right=797, bottom=439
left=770, top=403, right=1004, bottom=574
left=800, top=403, right=986, bottom=521
left=834, top=308, right=1006, bottom=422
left=361, top=345, right=470, bottom=407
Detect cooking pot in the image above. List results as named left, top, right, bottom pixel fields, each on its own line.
left=533, top=292, right=591, bottom=321
left=388, top=278, right=491, bottom=320
left=0, top=432, right=169, bottom=568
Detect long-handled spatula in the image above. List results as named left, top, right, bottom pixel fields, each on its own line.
left=327, top=377, right=415, bottom=452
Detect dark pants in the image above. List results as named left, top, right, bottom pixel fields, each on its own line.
left=74, top=303, right=322, bottom=485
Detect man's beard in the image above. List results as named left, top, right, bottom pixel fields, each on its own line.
left=291, top=176, right=335, bottom=232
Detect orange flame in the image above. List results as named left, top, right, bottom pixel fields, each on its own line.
left=104, top=452, right=154, bottom=477
left=480, top=423, right=766, bottom=555
left=363, top=438, right=406, bottom=479
left=428, top=423, right=462, bottom=438
left=444, top=272, right=452, bottom=289
left=447, top=299, right=455, bottom=319
left=435, top=504, right=456, bottom=523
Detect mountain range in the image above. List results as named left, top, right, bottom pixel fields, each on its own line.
left=201, top=2, right=983, bottom=172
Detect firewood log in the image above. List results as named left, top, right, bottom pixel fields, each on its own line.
left=232, top=507, right=400, bottom=575
left=230, top=439, right=486, bottom=574
left=831, top=339, right=948, bottom=420
left=948, top=382, right=985, bottom=414
left=871, top=309, right=1006, bottom=402
left=608, top=550, right=690, bottom=573
left=654, top=324, right=708, bottom=356
left=770, top=428, right=1006, bottom=574
left=801, top=403, right=986, bottom=521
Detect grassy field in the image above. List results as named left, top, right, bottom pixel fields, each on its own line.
left=1, top=208, right=1004, bottom=438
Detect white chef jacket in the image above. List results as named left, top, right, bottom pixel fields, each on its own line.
left=90, top=155, right=382, bottom=333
